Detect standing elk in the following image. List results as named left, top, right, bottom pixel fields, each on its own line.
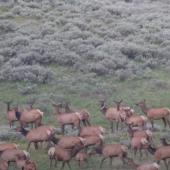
left=48, top=143, right=84, bottom=169
left=99, top=100, right=123, bottom=132
left=99, top=99, right=134, bottom=132
left=63, top=102, right=91, bottom=126
left=94, top=143, right=128, bottom=168
left=4, top=100, right=18, bottom=128
left=18, top=125, right=57, bottom=151
left=136, top=99, right=170, bottom=128
left=52, top=103, right=82, bottom=134
left=14, top=105, right=43, bottom=129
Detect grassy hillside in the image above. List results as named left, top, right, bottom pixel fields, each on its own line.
left=1, top=0, right=170, bottom=170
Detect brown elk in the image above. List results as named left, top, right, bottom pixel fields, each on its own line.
left=0, top=143, right=18, bottom=153
left=63, top=102, right=91, bottom=126
left=0, top=149, right=30, bottom=165
left=52, top=103, right=82, bottom=134
left=136, top=99, right=170, bottom=128
left=147, top=144, right=170, bottom=170
left=94, top=143, right=128, bottom=168
left=99, top=100, right=123, bottom=132
left=131, top=137, right=149, bottom=157
left=79, top=125, right=105, bottom=137
left=14, top=103, right=43, bottom=129
left=127, top=126, right=153, bottom=142
left=48, top=143, right=84, bottom=169
left=57, top=136, right=86, bottom=149
left=4, top=100, right=18, bottom=128
left=19, top=125, right=57, bottom=150
left=127, top=157, right=160, bottom=170
left=22, top=160, right=37, bottom=170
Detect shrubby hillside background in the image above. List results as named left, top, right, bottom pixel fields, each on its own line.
left=1, top=0, right=170, bottom=83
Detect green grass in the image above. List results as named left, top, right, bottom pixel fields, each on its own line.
left=0, top=66, right=170, bottom=170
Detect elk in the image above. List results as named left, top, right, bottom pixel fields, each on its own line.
left=83, top=135, right=104, bottom=149
left=99, top=100, right=134, bottom=132
left=0, top=149, right=30, bottom=165
left=136, top=99, right=170, bottom=128
left=22, top=160, right=37, bottom=170
left=131, top=137, right=149, bottom=157
left=0, top=143, right=18, bottom=153
left=79, top=125, right=105, bottom=137
left=127, top=157, right=160, bottom=170
left=48, top=143, right=84, bottom=169
left=0, top=161, right=8, bottom=170
left=52, top=103, right=82, bottom=134
left=57, top=136, right=86, bottom=149
left=99, top=100, right=123, bottom=132
left=125, top=114, right=148, bottom=128
left=127, top=126, right=153, bottom=142
left=19, top=125, right=57, bottom=150
left=4, top=100, right=18, bottom=128
left=94, top=143, right=128, bottom=168
left=147, top=145, right=170, bottom=170
left=75, top=150, right=91, bottom=168
left=63, top=102, right=91, bottom=126
left=14, top=105, right=43, bottom=129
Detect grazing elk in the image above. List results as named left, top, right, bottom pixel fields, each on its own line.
left=52, top=103, right=82, bottom=134
left=136, top=99, right=170, bottom=128
left=127, top=157, right=160, bottom=170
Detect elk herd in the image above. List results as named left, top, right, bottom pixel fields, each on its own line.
left=1, top=98, right=170, bottom=170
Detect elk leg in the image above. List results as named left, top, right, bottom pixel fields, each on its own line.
left=109, top=157, right=113, bottom=167
left=116, top=121, right=119, bottom=131
left=166, top=116, right=170, bottom=128
left=66, top=161, right=71, bottom=170
left=61, top=125, right=65, bottom=134
left=27, top=142, right=31, bottom=151
left=82, top=120, right=86, bottom=126
left=110, top=122, right=113, bottom=132
left=163, top=159, right=168, bottom=170
left=150, top=120, right=154, bottom=129
left=50, top=158, right=53, bottom=168
left=86, top=120, right=91, bottom=126
left=162, top=118, right=167, bottom=128
left=54, top=160, right=57, bottom=167
left=34, top=142, right=38, bottom=150
left=60, top=162, right=65, bottom=170
left=100, top=157, right=107, bottom=168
